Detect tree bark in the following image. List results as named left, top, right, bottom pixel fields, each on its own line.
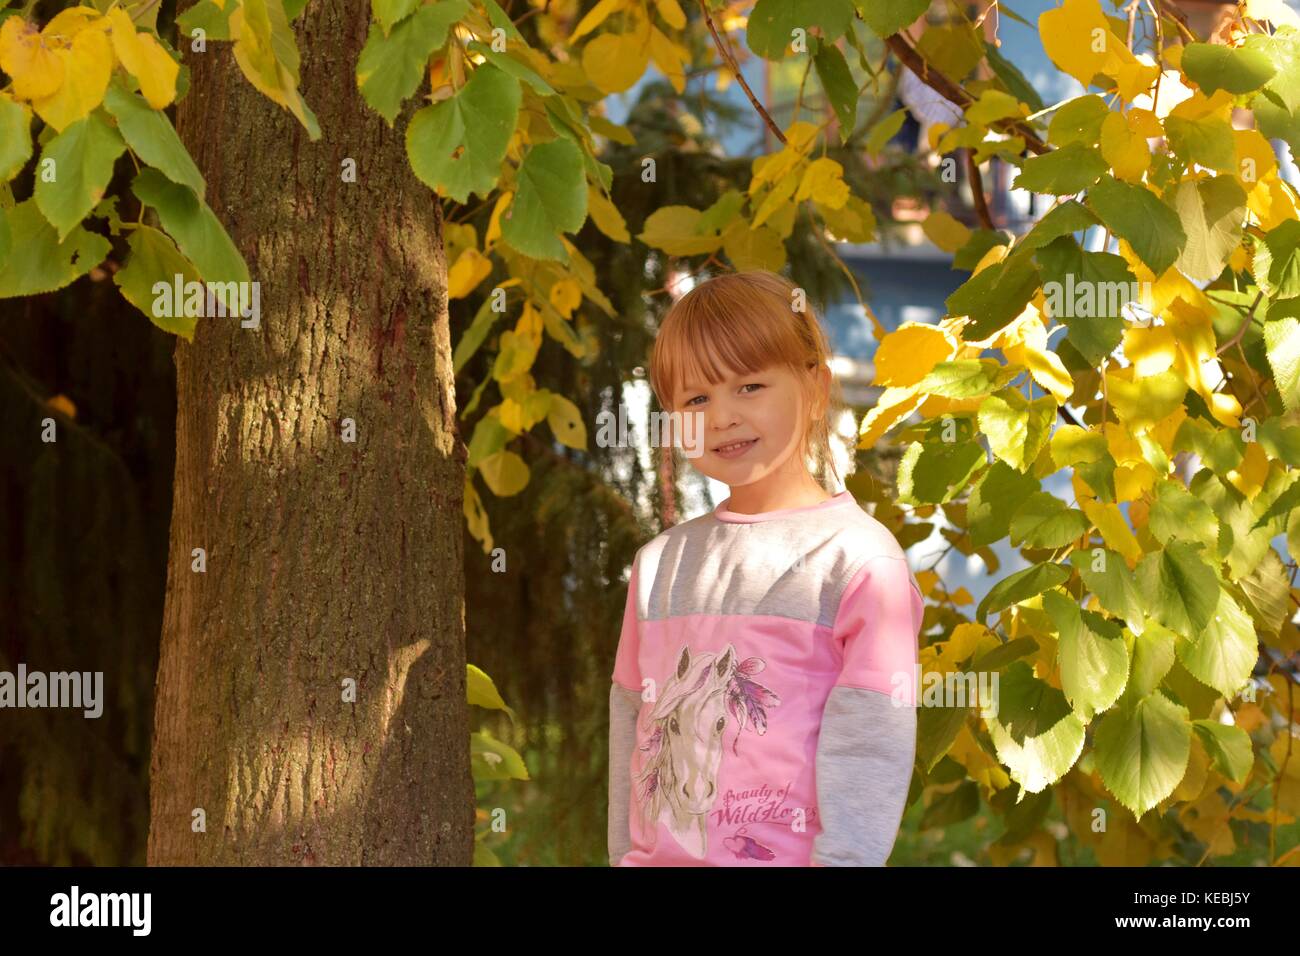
left=148, top=1, right=473, bottom=865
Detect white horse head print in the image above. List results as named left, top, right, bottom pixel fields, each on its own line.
left=634, top=643, right=780, bottom=859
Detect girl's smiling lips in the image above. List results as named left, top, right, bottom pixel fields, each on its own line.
left=713, top=437, right=758, bottom=459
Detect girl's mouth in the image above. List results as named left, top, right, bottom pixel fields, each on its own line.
left=713, top=438, right=758, bottom=459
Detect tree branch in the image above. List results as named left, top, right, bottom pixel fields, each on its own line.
left=698, top=0, right=787, bottom=146
left=884, top=33, right=1049, bottom=156
left=964, top=149, right=995, bottom=230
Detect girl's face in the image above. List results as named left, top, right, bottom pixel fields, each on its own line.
left=671, top=362, right=825, bottom=489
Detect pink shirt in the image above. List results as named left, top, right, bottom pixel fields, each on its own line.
left=609, top=490, right=923, bottom=866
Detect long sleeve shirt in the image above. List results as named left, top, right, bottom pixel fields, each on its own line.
left=608, top=489, right=924, bottom=867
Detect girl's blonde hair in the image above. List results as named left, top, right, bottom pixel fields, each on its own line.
left=648, top=269, right=844, bottom=490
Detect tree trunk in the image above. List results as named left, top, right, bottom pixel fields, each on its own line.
left=147, top=1, right=473, bottom=865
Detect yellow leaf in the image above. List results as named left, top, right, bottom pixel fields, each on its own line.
left=1100, top=110, right=1149, bottom=182
left=858, top=386, right=924, bottom=447
left=107, top=7, right=177, bottom=109
left=637, top=205, right=722, bottom=256
left=915, top=569, right=939, bottom=597
left=464, top=478, right=494, bottom=553
left=1113, top=55, right=1160, bottom=103
left=479, top=449, right=530, bottom=496
left=546, top=393, right=588, bottom=450
left=571, top=0, right=626, bottom=42
left=655, top=0, right=687, bottom=30
left=1122, top=325, right=1176, bottom=377
left=795, top=157, right=848, bottom=209
left=582, top=30, right=648, bottom=94
left=549, top=277, right=582, bottom=317
left=648, top=25, right=685, bottom=94
left=874, top=323, right=955, bottom=387
left=586, top=184, right=630, bottom=243
left=46, top=393, right=77, bottom=419
left=1226, top=440, right=1269, bottom=500
left=1081, top=498, right=1142, bottom=565
left=921, top=210, right=971, bottom=253
left=0, top=17, right=66, bottom=102
left=485, top=190, right=512, bottom=248
left=752, top=166, right=800, bottom=228
left=448, top=247, right=492, bottom=299
left=31, top=26, right=113, bottom=132
left=1038, top=0, right=1119, bottom=87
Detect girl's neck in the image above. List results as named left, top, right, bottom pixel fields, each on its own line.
left=722, top=470, right=832, bottom=516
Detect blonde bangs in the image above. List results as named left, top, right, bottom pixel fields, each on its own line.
left=649, top=271, right=817, bottom=410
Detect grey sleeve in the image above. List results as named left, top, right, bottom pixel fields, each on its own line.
left=812, top=686, right=917, bottom=866
left=608, top=683, right=641, bottom=866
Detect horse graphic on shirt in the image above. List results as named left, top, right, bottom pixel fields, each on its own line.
left=634, top=643, right=781, bottom=859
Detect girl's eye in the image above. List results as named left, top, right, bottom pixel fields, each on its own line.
left=685, top=395, right=706, bottom=406
left=741, top=384, right=764, bottom=394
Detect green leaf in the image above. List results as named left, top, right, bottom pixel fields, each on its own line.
left=1125, top=619, right=1177, bottom=701
left=1035, top=236, right=1132, bottom=364
left=1171, top=175, right=1246, bottom=281
left=1087, top=176, right=1185, bottom=275
left=1044, top=590, right=1129, bottom=720
left=478, top=0, right=524, bottom=43
left=858, top=0, right=930, bottom=39
left=976, top=563, right=1071, bottom=625
left=1181, top=41, right=1276, bottom=95
left=896, top=439, right=986, bottom=505
left=1094, top=691, right=1191, bottom=817
left=131, top=168, right=250, bottom=310
left=0, top=199, right=109, bottom=298
left=1008, top=492, right=1090, bottom=549
left=373, top=0, right=421, bottom=34
left=453, top=295, right=505, bottom=373
left=407, top=62, right=521, bottom=203
left=915, top=358, right=1014, bottom=398
left=470, top=732, right=530, bottom=781
left=33, top=113, right=125, bottom=242
left=1254, top=219, right=1300, bottom=300
left=466, top=414, right=510, bottom=468
left=977, top=386, right=1055, bottom=471
left=866, top=109, right=906, bottom=156
left=1148, top=478, right=1220, bottom=551
left=984, top=38, right=1044, bottom=113
left=0, top=94, right=32, bottom=183
left=1264, top=314, right=1300, bottom=414
left=356, top=1, right=468, bottom=125
left=1047, top=94, right=1108, bottom=147
left=103, top=82, right=206, bottom=199
left=1165, top=114, right=1237, bottom=172
left=1191, top=720, right=1253, bottom=783
left=113, top=225, right=202, bottom=339
left=987, top=662, right=1086, bottom=794
left=176, top=0, right=234, bottom=41
left=1013, top=142, right=1107, bottom=195
left=1012, top=200, right=1099, bottom=255
left=1070, top=548, right=1145, bottom=633
left=1176, top=587, right=1258, bottom=698
left=465, top=39, right=555, bottom=95
left=1136, top=541, right=1219, bottom=638
left=969, top=459, right=1039, bottom=546
left=500, top=138, right=587, bottom=262
left=0, top=206, right=8, bottom=269
left=747, top=0, right=853, bottom=57
left=1237, top=546, right=1291, bottom=639
left=948, top=254, right=1040, bottom=340
left=813, top=41, right=857, bottom=144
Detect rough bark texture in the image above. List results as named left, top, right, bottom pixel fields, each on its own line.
left=147, top=1, right=473, bottom=865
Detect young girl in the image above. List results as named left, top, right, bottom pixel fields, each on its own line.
left=608, top=269, right=924, bottom=867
